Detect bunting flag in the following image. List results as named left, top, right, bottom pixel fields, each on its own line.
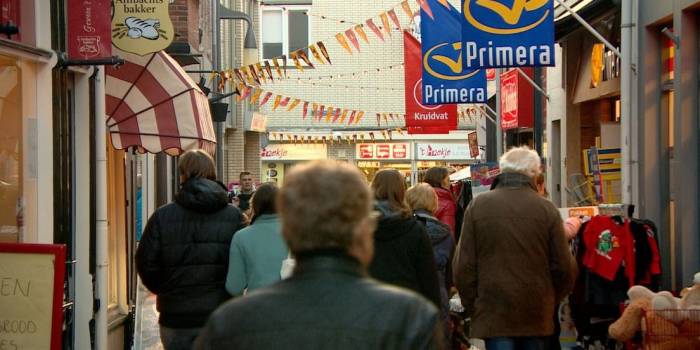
left=217, top=71, right=226, bottom=91
left=264, top=61, right=274, bottom=81
left=339, top=109, right=349, bottom=123
left=286, top=135, right=292, bottom=141
left=325, top=105, right=334, bottom=123
left=376, top=113, right=381, bottom=127
left=416, top=0, right=434, bottom=19
left=345, top=29, right=361, bottom=52
left=282, top=55, right=288, bottom=78
left=248, top=64, right=261, bottom=85
left=272, top=58, right=283, bottom=79
left=309, top=45, right=325, bottom=64
left=337, top=135, right=343, bottom=144
left=272, top=95, right=282, bottom=111
left=255, top=62, right=266, bottom=83
left=290, top=52, right=304, bottom=71
left=366, top=19, right=384, bottom=42
left=348, top=110, right=357, bottom=125
left=401, top=1, right=414, bottom=22
left=249, top=88, right=263, bottom=105
left=287, top=98, right=301, bottom=111
left=381, top=130, right=388, bottom=140
left=437, top=0, right=450, bottom=9
left=293, top=135, right=298, bottom=144
left=317, top=42, right=332, bottom=64
left=318, top=105, right=325, bottom=122
left=233, top=68, right=245, bottom=83
left=383, top=113, right=389, bottom=124
left=355, top=25, right=369, bottom=44
left=302, top=102, right=309, bottom=119
left=336, top=33, right=353, bottom=54
left=345, top=135, right=352, bottom=145
left=369, top=132, right=375, bottom=141
left=280, top=96, right=291, bottom=107
left=236, top=85, right=251, bottom=102
left=388, top=9, right=401, bottom=30
left=380, top=13, right=392, bottom=37
left=311, top=103, right=318, bottom=119
left=355, top=111, right=365, bottom=124
left=387, top=129, right=393, bottom=140
left=297, top=50, right=315, bottom=69
left=259, top=92, right=273, bottom=106
left=332, top=108, right=342, bottom=123
left=359, top=134, right=365, bottom=142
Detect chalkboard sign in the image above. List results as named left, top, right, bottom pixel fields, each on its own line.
left=0, top=243, right=66, bottom=350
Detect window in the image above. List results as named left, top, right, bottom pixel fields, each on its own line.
left=261, top=6, right=311, bottom=62
left=0, top=54, right=23, bottom=243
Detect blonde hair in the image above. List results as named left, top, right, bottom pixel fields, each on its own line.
left=406, top=183, right=438, bottom=214
left=279, top=160, right=372, bottom=254
left=499, top=146, right=541, bottom=178
left=178, top=149, right=216, bottom=182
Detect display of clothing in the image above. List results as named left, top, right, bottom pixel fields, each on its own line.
left=582, top=216, right=636, bottom=287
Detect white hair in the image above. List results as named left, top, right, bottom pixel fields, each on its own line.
left=499, top=146, right=542, bottom=178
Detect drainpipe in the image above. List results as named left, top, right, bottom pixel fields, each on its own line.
left=621, top=0, right=633, bottom=204
left=94, top=67, right=109, bottom=350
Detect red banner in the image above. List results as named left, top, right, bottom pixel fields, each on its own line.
left=403, top=31, right=457, bottom=134
left=500, top=68, right=534, bottom=130
left=0, top=0, right=20, bottom=41
left=67, top=0, right=111, bottom=59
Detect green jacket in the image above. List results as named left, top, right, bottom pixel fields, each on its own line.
left=225, top=214, right=288, bottom=296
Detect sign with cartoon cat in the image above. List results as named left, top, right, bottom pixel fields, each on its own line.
left=111, top=0, right=174, bottom=55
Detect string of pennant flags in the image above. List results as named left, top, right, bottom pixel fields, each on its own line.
left=268, top=128, right=410, bottom=145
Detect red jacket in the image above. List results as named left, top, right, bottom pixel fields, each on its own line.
left=433, top=187, right=457, bottom=236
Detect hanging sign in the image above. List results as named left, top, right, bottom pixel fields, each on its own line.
left=468, top=131, right=479, bottom=157
left=420, top=0, right=486, bottom=105
left=357, top=143, right=412, bottom=160
left=67, top=0, right=112, bottom=59
left=260, top=144, right=327, bottom=161
left=461, top=0, right=555, bottom=69
left=416, top=143, right=474, bottom=160
left=404, top=31, right=458, bottom=134
left=111, top=0, right=174, bottom=55
left=0, top=243, right=66, bottom=350
left=500, top=68, right=534, bottom=130
left=249, top=112, right=268, bottom=132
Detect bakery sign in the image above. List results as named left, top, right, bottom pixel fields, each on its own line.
left=260, top=144, right=327, bottom=161
left=356, top=143, right=412, bottom=160
left=111, top=0, right=174, bottom=55
left=416, top=143, right=474, bottom=160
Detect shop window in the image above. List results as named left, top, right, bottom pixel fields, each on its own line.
left=107, top=145, right=128, bottom=316
left=261, top=5, right=311, bottom=62
left=0, top=54, right=22, bottom=243
left=661, top=28, right=675, bottom=82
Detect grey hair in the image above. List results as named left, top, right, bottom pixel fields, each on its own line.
left=499, top=146, right=542, bottom=178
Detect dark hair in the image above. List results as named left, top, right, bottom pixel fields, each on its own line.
left=239, top=171, right=252, bottom=179
left=423, top=167, right=449, bottom=188
left=179, top=149, right=216, bottom=182
left=250, top=182, right=278, bottom=224
left=371, top=169, right=411, bottom=218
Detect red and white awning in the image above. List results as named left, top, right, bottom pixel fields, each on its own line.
left=105, top=49, right=216, bottom=155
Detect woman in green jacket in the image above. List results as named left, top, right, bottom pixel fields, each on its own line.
left=226, top=182, right=288, bottom=296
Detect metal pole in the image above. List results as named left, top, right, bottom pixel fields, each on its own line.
left=621, top=0, right=633, bottom=204
left=533, top=67, right=543, bottom=155
left=516, top=68, right=550, bottom=100
left=212, top=0, right=225, bottom=180
left=554, top=0, right=622, bottom=59
left=495, top=68, right=503, bottom=157
left=94, top=67, right=109, bottom=350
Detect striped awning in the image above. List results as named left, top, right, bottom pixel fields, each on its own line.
left=105, top=49, right=216, bottom=156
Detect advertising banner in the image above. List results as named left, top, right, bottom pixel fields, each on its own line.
left=357, top=143, right=412, bottom=160
left=468, top=131, right=479, bottom=158
left=461, top=0, right=555, bottom=69
left=260, top=144, right=327, bottom=161
left=404, top=31, right=458, bottom=134
left=111, top=0, right=174, bottom=55
left=416, top=143, right=474, bottom=160
left=67, top=0, right=112, bottom=59
left=500, top=68, right=534, bottom=130
left=420, top=0, right=486, bottom=105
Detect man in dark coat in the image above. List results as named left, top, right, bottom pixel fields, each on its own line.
left=136, top=150, right=245, bottom=350
left=194, top=160, right=444, bottom=350
left=453, top=147, right=577, bottom=350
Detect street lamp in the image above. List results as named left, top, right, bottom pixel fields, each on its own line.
left=211, top=1, right=258, bottom=180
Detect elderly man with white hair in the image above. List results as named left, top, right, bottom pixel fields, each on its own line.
left=452, top=147, right=577, bottom=350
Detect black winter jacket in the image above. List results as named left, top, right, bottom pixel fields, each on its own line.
left=194, top=251, right=444, bottom=350
left=368, top=201, right=442, bottom=308
left=136, top=178, right=245, bottom=328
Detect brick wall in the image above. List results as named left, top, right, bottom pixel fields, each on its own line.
left=169, top=0, right=189, bottom=43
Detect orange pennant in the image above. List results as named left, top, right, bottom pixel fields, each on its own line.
left=401, top=1, right=414, bottom=22
left=250, top=88, right=263, bottom=104
left=383, top=113, right=389, bottom=124
left=355, top=25, right=369, bottom=44
left=335, top=33, right=353, bottom=54
left=287, top=99, right=301, bottom=112
left=317, top=42, right=332, bottom=64
left=355, top=111, right=365, bottom=124
left=264, top=61, right=274, bottom=82
left=272, top=95, right=282, bottom=111
left=272, top=58, right=283, bottom=79
left=345, top=29, right=361, bottom=52
left=256, top=62, right=266, bottom=83
left=290, top=52, right=304, bottom=71
left=366, top=19, right=384, bottom=42
left=332, top=108, right=342, bottom=123
left=297, top=50, right=315, bottom=68
left=309, top=45, right=325, bottom=64
left=325, top=105, right=334, bottom=123
left=339, top=109, right=349, bottom=124
left=248, top=64, right=261, bottom=85
left=388, top=9, right=401, bottom=30
left=380, top=13, right=392, bottom=37
left=312, top=103, right=318, bottom=119
left=416, top=0, right=434, bottom=19
left=437, top=0, right=450, bottom=9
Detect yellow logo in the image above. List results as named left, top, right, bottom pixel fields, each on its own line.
left=464, top=0, right=550, bottom=35
left=111, top=0, right=174, bottom=56
left=423, top=42, right=480, bottom=81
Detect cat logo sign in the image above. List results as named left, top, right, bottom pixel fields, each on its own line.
left=463, top=0, right=551, bottom=35
left=111, top=0, right=174, bottom=55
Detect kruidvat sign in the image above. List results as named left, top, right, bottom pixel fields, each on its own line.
left=461, top=0, right=555, bottom=69
left=421, top=0, right=486, bottom=105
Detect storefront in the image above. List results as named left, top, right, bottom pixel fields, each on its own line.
left=356, top=142, right=412, bottom=182
left=415, top=142, right=476, bottom=171
left=260, top=143, right=328, bottom=184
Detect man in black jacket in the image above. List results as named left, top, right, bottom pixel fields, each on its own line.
left=194, top=160, right=443, bottom=350
left=136, top=150, right=245, bottom=350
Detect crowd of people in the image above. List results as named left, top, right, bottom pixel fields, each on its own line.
left=136, top=146, right=578, bottom=350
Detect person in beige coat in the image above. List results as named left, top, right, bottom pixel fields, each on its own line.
left=452, top=147, right=577, bottom=350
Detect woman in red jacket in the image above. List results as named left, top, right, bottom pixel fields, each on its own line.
left=423, top=167, right=457, bottom=238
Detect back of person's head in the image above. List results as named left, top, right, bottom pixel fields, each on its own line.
left=279, top=160, right=374, bottom=256
left=423, top=167, right=449, bottom=188
left=178, top=149, right=216, bottom=183
left=250, top=182, right=279, bottom=224
left=371, top=169, right=410, bottom=217
left=499, top=146, right=541, bottom=178
left=406, top=183, right=438, bottom=214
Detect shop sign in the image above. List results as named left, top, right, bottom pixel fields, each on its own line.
left=260, top=144, right=326, bottom=161
left=111, top=0, right=174, bottom=56
left=420, top=0, right=486, bottom=105
left=404, top=32, right=457, bottom=134
left=468, top=131, right=479, bottom=158
left=0, top=0, right=20, bottom=42
left=249, top=112, right=267, bottom=132
left=356, top=143, right=412, bottom=160
left=416, top=143, right=473, bottom=160
left=67, top=0, right=112, bottom=59
left=500, top=68, right=534, bottom=130
left=461, top=0, right=555, bottom=69
left=0, top=243, right=67, bottom=350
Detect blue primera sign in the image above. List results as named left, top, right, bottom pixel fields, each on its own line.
left=461, top=0, right=555, bottom=69
left=421, top=0, right=486, bottom=105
